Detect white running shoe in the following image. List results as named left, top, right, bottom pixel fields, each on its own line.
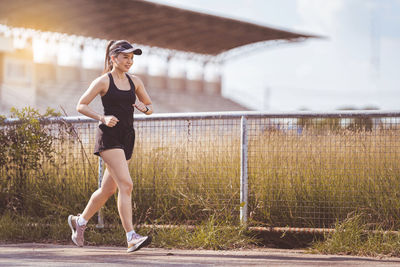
left=68, top=214, right=86, bottom=247
left=127, top=233, right=152, bottom=253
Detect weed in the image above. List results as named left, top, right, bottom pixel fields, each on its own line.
left=312, top=212, right=400, bottom=257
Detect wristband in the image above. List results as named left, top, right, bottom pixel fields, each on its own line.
left=144, top=106, right=149, bottom=113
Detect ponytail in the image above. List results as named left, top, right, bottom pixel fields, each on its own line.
left=103, top=40, right=115, bottom=74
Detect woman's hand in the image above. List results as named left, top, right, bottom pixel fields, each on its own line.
left=101, top=115, right=119, bottom=127
left=133, top=100, right=149, bottom=114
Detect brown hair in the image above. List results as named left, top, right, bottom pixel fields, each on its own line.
left=103, top=40, right=116, bottom=74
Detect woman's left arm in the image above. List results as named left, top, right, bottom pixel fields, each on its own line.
left=131, top=75, right=153, bottom=115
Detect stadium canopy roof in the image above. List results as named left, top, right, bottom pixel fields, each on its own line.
left=0, top=0, right=318, bottom=57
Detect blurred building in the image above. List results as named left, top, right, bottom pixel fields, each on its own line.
left=0, top=36, right=239, bottom=116
left=0, top=0, right=315, bottom=116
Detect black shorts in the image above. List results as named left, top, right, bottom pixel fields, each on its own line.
left=94, top=123, right=135, bottom=160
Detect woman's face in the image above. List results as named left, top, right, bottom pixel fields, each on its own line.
left=112, top=52, right=134, bottom=72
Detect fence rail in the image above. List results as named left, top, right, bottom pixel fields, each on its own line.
left=1, top=110, right=400, bottom=229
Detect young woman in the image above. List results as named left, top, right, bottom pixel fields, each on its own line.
left=68, top=40, right=153, bottom=253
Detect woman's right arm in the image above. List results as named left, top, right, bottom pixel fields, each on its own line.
left=76, top=76, right=119, bottom=127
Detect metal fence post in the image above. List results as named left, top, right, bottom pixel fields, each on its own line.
left=240, top=116, right=248, bottom=225
left=96, top=157, right=105, bottom=228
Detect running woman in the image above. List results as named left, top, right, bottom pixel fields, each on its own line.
left=68, top=40, right=153, bottom=253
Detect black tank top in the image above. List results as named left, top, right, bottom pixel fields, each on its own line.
left=101, top=73, right=136, bottom=128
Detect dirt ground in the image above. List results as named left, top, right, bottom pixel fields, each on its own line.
left=1, top=243, right=400, bottom=267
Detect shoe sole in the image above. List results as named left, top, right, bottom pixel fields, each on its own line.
left=127, top=236, right=152, bottom=253
left=68, top=215, right=80, bottom=247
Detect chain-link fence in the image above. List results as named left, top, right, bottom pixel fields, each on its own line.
left=1, top=111, right=400, bottom=229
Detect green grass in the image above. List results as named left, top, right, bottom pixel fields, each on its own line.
left=0, top=212, right=258, bottom=249
left=312, top=212, right=400, bottom=257
left=148, top=215, right=259, bottom=250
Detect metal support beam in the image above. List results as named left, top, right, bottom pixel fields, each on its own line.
left=96, top=157, right=105, bottom=228
left=240, top=115, right=248, bottom=225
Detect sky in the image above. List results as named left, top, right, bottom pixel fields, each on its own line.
left=148, top=0, right=400, bottom=111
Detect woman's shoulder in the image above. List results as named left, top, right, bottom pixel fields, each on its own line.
left=127, top=73, right=140, bottom=81
left=127, top=73, right=144, bottom=87
left=93, top=73, right=111, bottom=87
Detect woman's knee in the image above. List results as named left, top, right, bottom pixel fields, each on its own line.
left=119, top=178, right=133, bottom=194
left=101, top=186, right=117, bottom=197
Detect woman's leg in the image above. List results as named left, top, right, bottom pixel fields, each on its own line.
left=68, top=159, right=117, bottom=247
left=99, top=148, right=134, bottom=233
left=80, top=167, right=117, bottom=221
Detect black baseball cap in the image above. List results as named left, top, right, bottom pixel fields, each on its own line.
left=110, top=41, right=142, bottom=55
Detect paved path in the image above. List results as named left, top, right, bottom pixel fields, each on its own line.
left=1, top=243, right=400, bottom=266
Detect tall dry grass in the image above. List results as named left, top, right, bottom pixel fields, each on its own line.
left=248, top=127, right=400, bottom=228
left=1, top=119, right=399, bottom=231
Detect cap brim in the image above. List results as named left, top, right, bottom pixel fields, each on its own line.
left=121, top=48, right=142, bottom=55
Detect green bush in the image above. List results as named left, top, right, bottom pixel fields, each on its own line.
left=0, top=107, right=66, bottom=214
